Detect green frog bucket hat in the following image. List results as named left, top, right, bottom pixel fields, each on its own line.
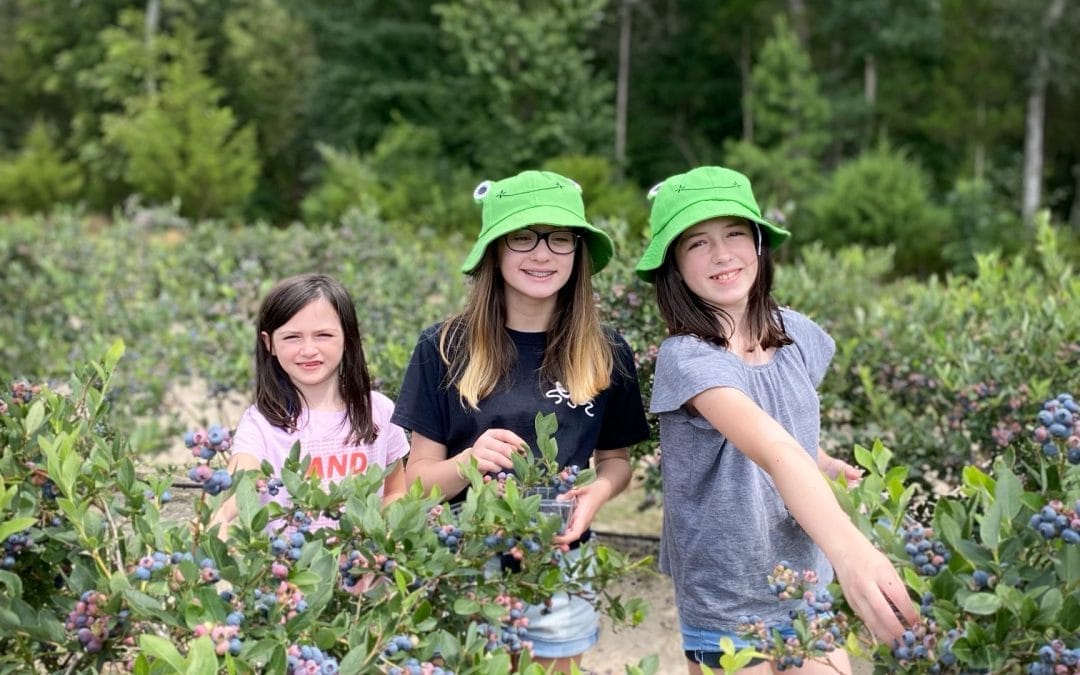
left=635, top=166, right=791, bottom=282
left=461, top=170, right=615, bottom=274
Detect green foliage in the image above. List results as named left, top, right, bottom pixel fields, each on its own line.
left=0, top=121, right=83, bottom=214
left=942, top=178, right=1027, bottom=275
left=722, top=15, right=830, bottom=218
left=219, top=0, right=318, bottom=220
left=829, top=433, right=1079, bottom=673
left=434, top=0, right=614, bottom=175
left=299, top=144, right=381, bottom=225
left=102, top=24, right=258, bottom=219
left=802, top=143, right=950, bottom=276
left=301, top=121, right=478, bottom=234
left=0, top=354, right=652, bottom=673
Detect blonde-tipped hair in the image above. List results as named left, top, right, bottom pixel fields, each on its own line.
left=439, top=245, right=613, bottom=409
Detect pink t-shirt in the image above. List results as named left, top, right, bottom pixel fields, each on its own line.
left=231, top=391, right=409, bottom=530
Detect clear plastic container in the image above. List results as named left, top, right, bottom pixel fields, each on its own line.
left=525, top=486, right=576, bottom=529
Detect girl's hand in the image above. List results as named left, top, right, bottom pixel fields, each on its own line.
left=552, top=479, right=612, bottom=545
left=818, top=450, right=863, bottom=486
left=461, top=428, right=526, bottom=475
left=832, top=541, right=919, bottom=644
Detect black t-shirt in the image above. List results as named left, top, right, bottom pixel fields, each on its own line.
left=391, top=323, right=651, bottom=502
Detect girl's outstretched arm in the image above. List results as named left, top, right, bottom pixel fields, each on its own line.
left=690, top=386, right=919, bottom=644
left=554, top=448, right=631, bottom=545
left=403, top=429, right=525, bottom=499
left=208, top=452, right=262, bottom=540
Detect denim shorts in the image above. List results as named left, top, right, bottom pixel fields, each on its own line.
left=681, top=619, right=794, bottom=667
left=485, top=546, right=599, bottom=658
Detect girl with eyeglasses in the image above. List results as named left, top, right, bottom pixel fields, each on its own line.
left=392, top=170, right=650, bottom=671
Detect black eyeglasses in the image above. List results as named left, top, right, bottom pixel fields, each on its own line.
left=503, top=228, right=580, bottom=255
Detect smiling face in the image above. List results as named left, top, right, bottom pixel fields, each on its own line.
left=261, top=296, right=345, bottom=402
left=673, top=216, right=759, bottom=319
left=498, top=224, right=577, bottom=311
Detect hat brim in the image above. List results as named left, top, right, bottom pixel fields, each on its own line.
left=461, top=205, right=614, bottom=274
left=635, top=200, right=790, bottom=282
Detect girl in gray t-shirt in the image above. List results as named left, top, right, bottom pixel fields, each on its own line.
left=635, top=166, right=918, bottom=674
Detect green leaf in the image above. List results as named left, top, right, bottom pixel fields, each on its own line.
left=453, top=597, right=481, bottom=615
left=185, top=635, right=219, bottom=673
left=962, top=592, right=1002, bottom=615
left=103, top=338, right=126, bottom=372
left=1059, top=594, right=1080, bottom=632
left=23, top=400, right=45, bottom=437
left=1039, top=588, right=1063, bottom=625
left=979, top=502, right=1001, bottom=553
left=139, top=634, right=186, bottom=671
left=0, top=517, right=36, bottom=544
left=992, top=460, right=1023, bottom=519
left=853, top=444, right=873, bottom=472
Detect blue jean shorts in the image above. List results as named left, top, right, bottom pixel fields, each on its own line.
left=681, top=619, right=795, bottom=667
left=485, top=546, right=599, bottom=658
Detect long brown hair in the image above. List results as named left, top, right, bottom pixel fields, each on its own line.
left=654, top=226, right=792, bottom=350
left=439, top=244, right=613, bottom=409
left=253, top=274, right=377, bottom=444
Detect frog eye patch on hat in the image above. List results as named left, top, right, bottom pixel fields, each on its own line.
left=634, top=166, right=791, bottom=282
left=461, top=170, right=614, bottom=274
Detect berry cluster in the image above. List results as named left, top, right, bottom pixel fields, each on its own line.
left=184, top=425, right=233, bottom=460
left=901, top=525, right=951, bottom=576
left=192, top=621, right=243, bottom=656
left=881, top=587, right=967, bottom=669
left=1026, top=639, right=1080, bottom=674
left=1028, top=500, right=1080, bottom=544
left=387, top=660, right=454, bottom=675
left=383, top=634, right=418, bottom=657
left=9, top=379, right=41, bottom=405
left=143, top=488, right=173, bottom=504
left=183, top=425, right=235, bottom=494
left=65, top=590, right=112, bottom=654
left=2, top=530, right=31, bottom=570
left=549, top=465, right=581, bottom=494
left=1033, top=393, right=1080, bottom=464
left=187, top=464, right=233, bottom=496
left=736, top=563, right=851, bottom=670
left=256, top=476, right=285, bottom=496
left=433, top=523, right=463, bottom=549
left=475, top=594, right=532, bottom=655
left=253, top=581, right=308, bottom=623
left=285, top=643, right=339, bottom=674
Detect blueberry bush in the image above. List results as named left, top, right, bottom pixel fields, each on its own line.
left=708, top=391, right=1079, bottom=674
left=1, top=207, right=1076, bottom=480
left=0, top=344, right=654, bottom=674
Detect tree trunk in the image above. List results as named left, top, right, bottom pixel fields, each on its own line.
left=145, top=0, right=160, bottom=94
left=1021, top=0, right=1065, bottom=225
left=1070, top=163, right=1080, bottom=227
left=740, top=27, right=753, bottom=142
left=787, top=0, right=809, bottom=48
left=614, top=0, right=632, bottom=180
left=974, top=100, right=986, bottom=181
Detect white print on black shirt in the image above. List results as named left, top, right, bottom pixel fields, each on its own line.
left=545, top=382, right=595, bottom=417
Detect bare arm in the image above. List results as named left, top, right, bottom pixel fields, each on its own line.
left=691, top=386, right=917, bottom=643
left=403, top=428, right=526, bottom=499
left=208, top=452, right=262, bottom=540
left=380, top=461, right=407, bottom=504
left=555, top=448, right=631, bottom=544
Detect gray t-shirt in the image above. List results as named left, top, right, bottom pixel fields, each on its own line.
left=650, top=308, right=836, bottom=630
